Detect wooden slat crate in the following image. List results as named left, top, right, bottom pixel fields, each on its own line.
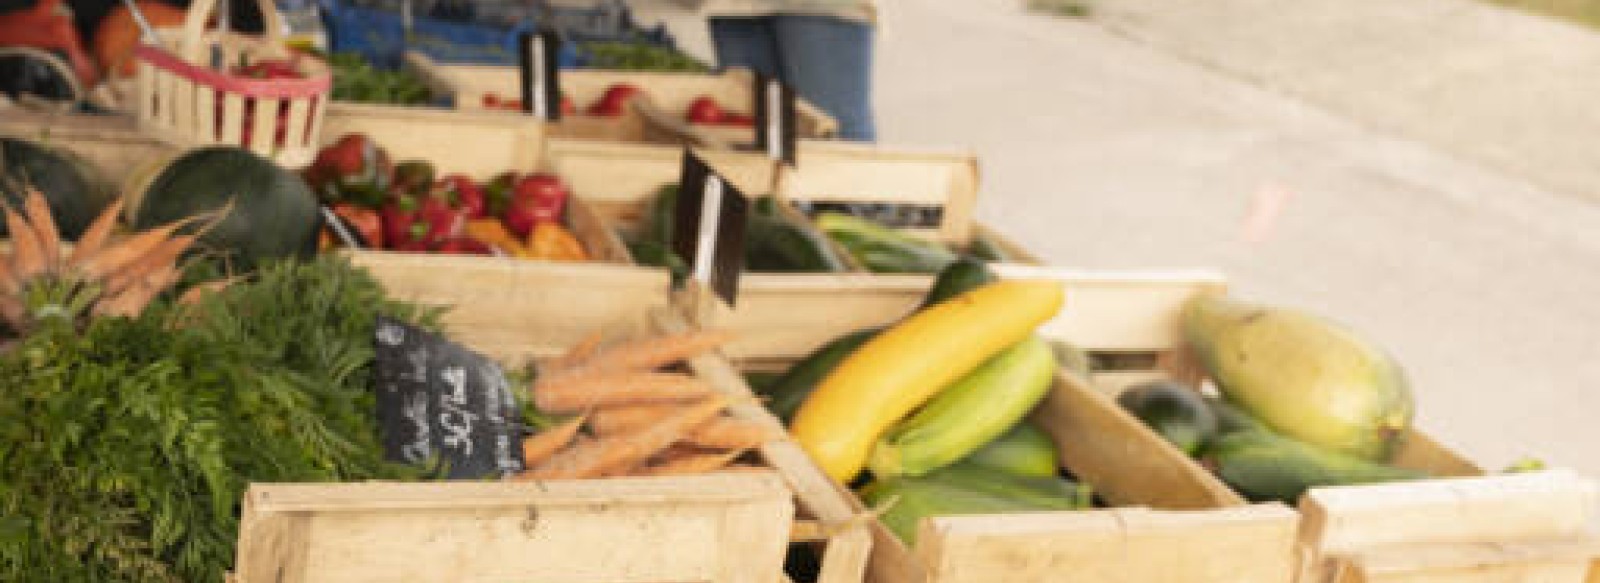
left=542, top=138, right=1039, bottom=364
left=407, top=52, right=836, bottom=145
left=991, top=265, right=1600, bottom=583
left=233, top=474, right=795, bottom=583
left=0, top=113, right=179, bottom=184
left=710, top=269, right=1308, bottom=583
left=319, top=101, right=633, bottom=265
left=350, top=262, right=873, bottom=583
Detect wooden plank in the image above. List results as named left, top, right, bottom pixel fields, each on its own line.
left=320, top=102, right=548, bottom=180
left=349, top=252, right=669, bottom=362
left=249, top=97, right=279, bottom=157
left=236, top=474, right=793, bottom=583
left=1300, top=469, right=1598, bottom=556
left=221, top=92, right=245, bottom=145
left=776, top=141, right=980, bottom=244
left=194, top=86, right=217, bottom=142
left=914, top=504, right=1300, bottom=583
left=1337, top=537, right=1600, bottom=582
left=657, top=309, right=873, bottom=583
left=283, top=97, right=312, bottom=150
left=0, top=115, right=178, bottom=184
left=992, top=265, right=1229, bottom=352
left=1037, top=370, right=1245, bottom=509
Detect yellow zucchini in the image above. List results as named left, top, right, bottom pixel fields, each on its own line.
left=789, top=280, right=1065, bottom=482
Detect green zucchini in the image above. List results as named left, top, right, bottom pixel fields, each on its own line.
left=961, top=421, right=1060, bottom=478
left=759, top=327, right=880, bottom=421
left=918, top=257, right=997, bottom=310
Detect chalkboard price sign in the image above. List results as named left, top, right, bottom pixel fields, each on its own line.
left=373, top=316, right=525, bottom=479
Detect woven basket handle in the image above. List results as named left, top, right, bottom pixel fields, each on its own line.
left=179, top=0, right=286, bottom=64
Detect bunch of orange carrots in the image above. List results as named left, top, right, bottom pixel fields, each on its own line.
left=515, top=328, right=779, bottom=479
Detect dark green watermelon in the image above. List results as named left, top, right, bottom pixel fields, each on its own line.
left=0, top=137, right=113, bottom=240
left=132, top=147, right=320, bottom=269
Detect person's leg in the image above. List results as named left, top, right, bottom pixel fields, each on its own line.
left=708, top=17, right=781, bottom=80
left=771, top=15, right=876, bottom=142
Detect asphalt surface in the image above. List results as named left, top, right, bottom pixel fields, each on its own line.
left=640, top=0, right=1600, bottom=476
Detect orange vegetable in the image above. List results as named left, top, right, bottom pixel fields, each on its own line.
left=524, top=395, right=729, bottom=479
left=519, top=415, right=587, bottom=468
left=533, top=371, right=714, bottom=413
left=94, top=2, right=188, bottom=78
left=526, top=223, right=588, bottom=261
left=643, top=447, right=747, bottom=476
left=465, top=219, right=528, bottom=257
left=588, top=403, right=679, bottom=435
left=546, top=329, right=735, bottom=381
left=685, top=418, right=777, bottom=450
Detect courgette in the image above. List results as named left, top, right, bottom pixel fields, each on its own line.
left=961, top=421, right=1060, bottom=478
left=759, top=327, right=880, bottom=422
left=815, top=212, right=958, bottom=274
left=918, top=257, right=997, bottom=310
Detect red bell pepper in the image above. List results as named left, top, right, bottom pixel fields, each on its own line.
left=436, top=174, right=487, bottom=219
left=502, top=173, right=570, bottom=238
left=328, top=203, right=384, bottom=248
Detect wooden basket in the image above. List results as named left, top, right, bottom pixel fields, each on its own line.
left=347, top=265, right=873, bottom=583
left=406, top=52, right=835, bottom=145
left=318, top=102, right=632, bottom=266
left=992, top=265, right=1600, bottom=583
left=132, top=0, right=329, bottom=167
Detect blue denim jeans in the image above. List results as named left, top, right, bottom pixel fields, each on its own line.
left=709, top=15, right=876, bottom=142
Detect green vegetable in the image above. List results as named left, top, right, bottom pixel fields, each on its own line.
left=861, top=462, right=1090, bottom=545
left=579, top=42, right=710, bottom=72
left=0, top=256, right=435, bottom=582
left=959, top=421, right=1060, bottom=478
left=964, top=233, right=1015, bottom=262
left=326, top=52, right=433, bottom=106
left=815, top=212, right=959, bottom=273
left=744, top=200, right=852, bottom=273
left=918, top=257, right=997, bottom=309
left=759, top=327, right=880, bottom=421
left=132, top=146, right=321, bottom=269
left=870, top=337, right=1057, bottom=477
left=1117, top=380, right=1219, bottom=456
left=0, top=137, right=114, bottom=240
left=1208, top=430, right=1427, bottom=503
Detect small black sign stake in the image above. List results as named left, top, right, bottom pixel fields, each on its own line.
left=753, top=75, right=798, bottom=166
left=518, top=30, right=563, bottom=121
left=373, top=316, right=524, bottom=479
left=672, top=151, right=750, bottom=306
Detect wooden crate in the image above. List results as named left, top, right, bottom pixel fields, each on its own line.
left=542, top=138, right=1040, bottom=364
left=715, top=269, right=1308, bottom=583
left=0, top=113, right=179, bottom=186
left=990, top=265, right=1600, bottom=583
left=351, top=262, right=873, bottom=583
left=233, top=474, right=794, bottom=583
left=319, top=102, right=633, bottom=265
left=407, top=52, right=836, bottom=145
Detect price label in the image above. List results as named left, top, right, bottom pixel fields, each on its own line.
left=672, top=151, right=750, bottom=306
left=753, top=76, right=798, bottom=166
left=518, top=30, right=563, bottom=120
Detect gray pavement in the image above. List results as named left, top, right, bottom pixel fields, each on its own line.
left=636, top=0, right=1600, bottom=475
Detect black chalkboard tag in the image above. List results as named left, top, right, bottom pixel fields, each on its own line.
left=753, top=75, right=797, bottom=166
left=373, top=316, right=525, bottom=479
left=518, top=29, right=563, bottom=121
left=672, top=151, right=750, bottom=306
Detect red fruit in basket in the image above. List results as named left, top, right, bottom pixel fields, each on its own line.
left=686, top=96, right=725, bottom=124
left=417, top=192, right=469, bottom=244
left=587, top=83, right=642, bottom=117
left=381, top=195, right=424, bottom=249
left=433, top=237, right=493, bottom=255
left=721, top=113, right=755, bottom=127
left=502, top=173, right=569, bottom=237
left=436, top=174, right=486, bottom=218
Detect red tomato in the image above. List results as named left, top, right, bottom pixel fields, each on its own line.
left=686, top=96, right=725, bottom=124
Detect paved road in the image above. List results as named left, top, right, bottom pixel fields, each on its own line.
left=641, top=0, right=1600, bottom=475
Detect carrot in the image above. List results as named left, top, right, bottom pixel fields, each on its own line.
left=549, top=331, right=605, bottom=371
left=520, top=415, right=587, bottom=468
left=100, top=234, right=197, bottom=299
left=0, top=294, right=25, bottom=330
left=73, top=213, right=211, bottom=280
left=523, top=395, right=728, bottom=480
left=175, top=277, right=237, bottom=306
left=67, top=198, right=125, bottom=268
left=684, top=418, right=778, bottom=450
left=22, top=190, right=60, bottom=268
left=533, top=371, right=715, bottom=414
left=94, top=262, right=179, bottom=318
left=644, top=448, right=748, bottom=476
left=4, top=203, right=45, bottom=280
left=588, top=403, right=679, bottom=435
left=547, top=329, right=735, bottom=380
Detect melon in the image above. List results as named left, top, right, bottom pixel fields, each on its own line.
left=0, top=137, right=114, bottom=240
left=130, top=147, right=321, bottom=268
